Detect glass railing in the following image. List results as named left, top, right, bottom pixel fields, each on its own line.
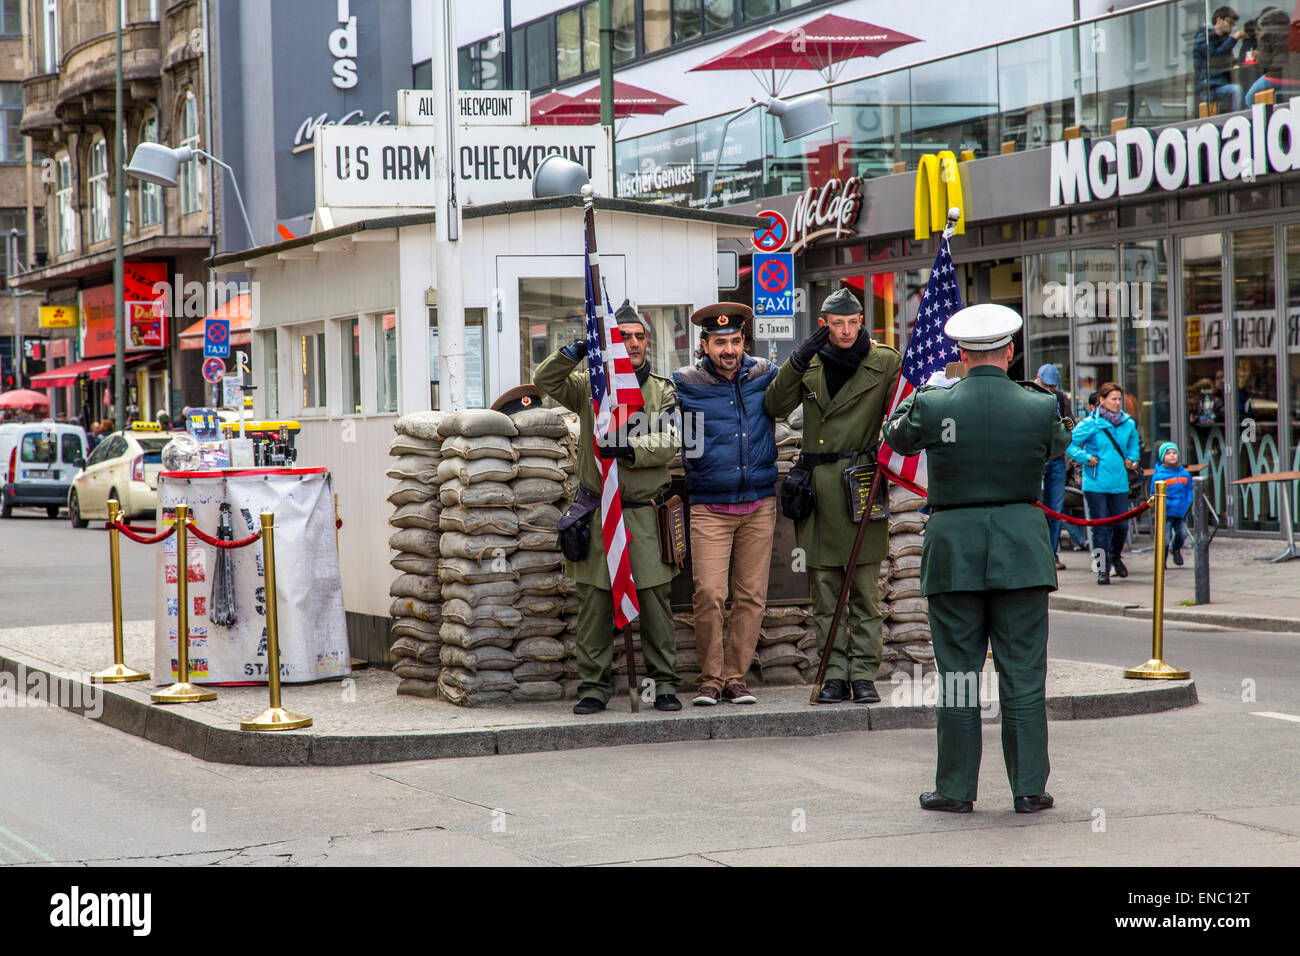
left=617, top=0, right=1251, bottom=208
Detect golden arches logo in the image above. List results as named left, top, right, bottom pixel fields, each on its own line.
left=914, top=152, right=965, bottom=240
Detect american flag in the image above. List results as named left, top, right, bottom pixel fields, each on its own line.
left=583, top=234, right=645, bottom=628
left=878, top=234, right=963, bottom=494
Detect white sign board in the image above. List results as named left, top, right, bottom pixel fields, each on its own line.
left=397, top=89, right=530, bottom=126
left=221, top=375, right=243, bottom=409
left=456, top=125, right=611, bottom=205
left=315, top=125, right=436, bottom=208
left=717, top=250, right=739, bottom=291
left=756, top=317, right=795, bottom=340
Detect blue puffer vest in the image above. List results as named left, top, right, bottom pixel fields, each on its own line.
left=672, top=353, right=779, bottom=504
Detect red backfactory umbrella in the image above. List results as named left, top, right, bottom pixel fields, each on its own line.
left=547, top=81, right=685, bottom=120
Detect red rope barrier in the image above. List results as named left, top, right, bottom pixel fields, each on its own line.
left=1034, top=497, right=1152, bottom=526
left=336, top=517, right=342, bottom=529
left=109, top=521, right=176, bottom=545
left=185, top=519, right=262, bottom=550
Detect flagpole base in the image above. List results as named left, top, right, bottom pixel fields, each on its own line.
left=240, top=707, right=313, bottom=732
left=151, top=681, right=218, bottom=703
left=1122, top=659, right=1190, bottom=680
left=91, top=663, right=150, bottom=683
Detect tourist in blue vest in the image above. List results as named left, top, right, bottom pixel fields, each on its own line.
left=672, top=303, right=778, bottom=706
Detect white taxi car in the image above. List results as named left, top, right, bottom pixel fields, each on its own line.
left=68, top=422, right=171, bottom=527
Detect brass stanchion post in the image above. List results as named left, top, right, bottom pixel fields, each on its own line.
left=92, top=498, right=149, bottom=682
left=1124, top=480, right=1190, bottom=679
left=241, top=512, right=312, bottom=730
left=152, top=503, right=217, bottom=703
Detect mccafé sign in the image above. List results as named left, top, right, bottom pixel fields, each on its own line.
left=791, top=177, right=863, bottom=252
left=914, top=151, right=966, bottom=240
left=1049, top=102, right=1300, bottom=205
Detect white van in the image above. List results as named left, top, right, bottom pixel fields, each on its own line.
left=0, top=421, right=89, bottom=518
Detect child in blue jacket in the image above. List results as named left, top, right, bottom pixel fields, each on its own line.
left=1150, top=441, right=1193, bottom=565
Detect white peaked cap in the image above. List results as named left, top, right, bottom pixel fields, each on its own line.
left=943, top=303, right=1023, bottom=351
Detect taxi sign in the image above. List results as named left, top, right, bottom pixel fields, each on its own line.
left=129, top=421, right=163, bottom=432
left=752, top=252, right=795, bottom=318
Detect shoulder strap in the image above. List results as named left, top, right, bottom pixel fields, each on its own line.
left=1100, top=425, right=1125, bottom=458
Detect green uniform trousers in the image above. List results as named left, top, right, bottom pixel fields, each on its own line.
left=926, top=587, right=1052, bottom=802
left=810, top=565, right=883, bottom=682
left=575, top=582, right=678, bottom=703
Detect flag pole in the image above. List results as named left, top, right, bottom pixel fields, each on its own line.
left=582, top=185, right=639, bottom=714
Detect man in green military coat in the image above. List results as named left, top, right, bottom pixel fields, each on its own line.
left=881, top=303, right=1071, bottom=814
left=766, top=288, right=902, bottom=705
left=534, top=301, right=682, bottom=715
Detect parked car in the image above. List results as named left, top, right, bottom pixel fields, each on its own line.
left=67, top=422, right=170, bottom=527
left=0, top=421, right=88, bottom=518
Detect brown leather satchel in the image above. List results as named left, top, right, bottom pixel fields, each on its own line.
left=655, top=495, right=687, bottom=565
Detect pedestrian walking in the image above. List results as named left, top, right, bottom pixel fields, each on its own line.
left=534, top=300, right=683, bottom=715
left=1035, top=363, right=1074, bottom=569
left=1067, top=382, right=1141, bottom=584
left=672, top=302, right=779, bottom=706
left=1150, top=441, right=1193, bottom=566
left=765, top=288, right=902, bottom=706
left=882, top=303, right=1072, bottom=814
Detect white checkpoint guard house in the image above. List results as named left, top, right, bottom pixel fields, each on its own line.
left=209, top=197, right=763, bottom=661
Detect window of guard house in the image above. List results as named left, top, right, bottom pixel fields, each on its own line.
left=639, top=305, right=692, bottom=377
left=519, top=278, right=586, bottom=387
left=428, top=307, right=487, bottom=409
left=300, top=330, right=326, bottom=411
left=342, top=317, right=360, bottom=414
left=377, top=311, right=397, bottom=413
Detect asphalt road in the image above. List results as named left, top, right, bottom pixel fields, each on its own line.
left=1, top=514, right=1297, bottom=868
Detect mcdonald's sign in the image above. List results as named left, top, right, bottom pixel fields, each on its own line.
left=914, top=151, right=965, bottom=240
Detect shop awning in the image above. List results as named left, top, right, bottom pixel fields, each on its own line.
left=179, top=293, right=252, bottom=350
left=28, top=356, right=119, bottom=388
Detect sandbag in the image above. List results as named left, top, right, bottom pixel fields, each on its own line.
left=517, top=594, right=566, bottom=617
left=439, top=479, right=516, bottom=508
left=786, top=406, right=804, bottom=430
left=389, top=433, right=442, bottom=458
left=762, top=605, right=809, bottom=627
left=511, top=435, right=570, bottom=459
left=891, top=553, right=923, bottom=575
left=901, top=641, right=936, bottom=662
left=441, top=434, right=519, bottom=462
left=515, top=616, right=567, bottom=638
left=515, top=456, right=567, bottom=482
left=889, top=533, right=925, bottom=557
left=511, top=681, right=564, bottom=701
left=395, top=411, right=451, bottom=441
left=389, top=635, right=425, bottom=659
left=517, top=529, right=559, bottom=551
left=512, top=477, right=566, bottom=505
left=437, top=556, right=516, bottom=584
left=390, top=500, right=442, bottom=530
left=888, top=579, right=923, bottom=601
left=437, top=456, right=518, bottom=485
left=510, top=407, right=569, bottom=438
left=887, top=620, right=932, bottom=641
left=393, top=659, right=442, bottom=681
left=388, top=479, right=436, bottom=506
left=758, top=624, right=808, bottom=647
left=440, top=666, right=517, bottom=694
left=515, top=636, right=566, bottom=661
left=396, top=678, right=441, bottom=699
left=888, top=513, right=928, bottom=535
left=440, top=580, right=520, bottom=607
left=756, top=642, right=804, bottom=667
left=760, top=664, right=805, bottom=685
left=889, top=596, right=930, bottom=623
left=438, top=622, right=516, bottom=649
left=518, top=503, right=562, bottom=532
left=439, top=506, right=518, bottom=536
left=439, top=532, right=518, bottom=561
left=392, top=553, right=440, bottom=576
left=510, top=550, right=563, bottom=574
left=442, top=598, right=522, bottom=628
left=440, top=409, right=518, bottom=438
left=518, top=570, right=567, bottom=595
left=386, top=455, right=440, bottom=484
left=389, top=597, right=441, bottom=624
left=513, top=660, right=565, bottom=683
left=389, top=528, right=440, bottom=559
left=389, top=574, right=442, bottom=603
left=439, top=644, right=519, bottom=671
left=391, top=617, right=440, bottom=641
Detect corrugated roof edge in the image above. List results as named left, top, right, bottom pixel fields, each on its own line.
left=207, top=196, right=765, bottom=270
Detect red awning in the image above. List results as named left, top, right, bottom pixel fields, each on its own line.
left=28, top=356, right=119, bottom=388
left=546, top=81, right=685, bottom=120
left=179, top=293, right=252, bottom=350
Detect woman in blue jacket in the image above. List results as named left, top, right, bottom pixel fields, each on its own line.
left=1067, top=381, right=1140, bottom=584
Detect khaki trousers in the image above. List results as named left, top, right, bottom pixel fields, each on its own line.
left=689, top=497, right=778, bottom=689
left=810, top=564, right=884, bottom=682
left=575, top=582, right=677, bottom=703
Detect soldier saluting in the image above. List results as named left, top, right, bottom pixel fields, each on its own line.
left=765, top=289, right=902, bottom=705
left=881, top=303, right=1071, bottom=814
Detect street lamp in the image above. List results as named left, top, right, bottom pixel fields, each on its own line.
left=533, top=155, right=591, bottom=198
left=124, top=143, right=255, bottom=250
left=707, top=92, right=836, bottom=198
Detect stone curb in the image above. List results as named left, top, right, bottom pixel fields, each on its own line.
left=1050, top=593, right=1300, bottom=634
left=0, top=650, right=1198, bottom=768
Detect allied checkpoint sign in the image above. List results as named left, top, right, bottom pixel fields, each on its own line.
left=753, top=252, right=795, bottom=320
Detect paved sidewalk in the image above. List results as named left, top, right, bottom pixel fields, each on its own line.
left=0, top=619, right=1195, bottom=767
left=1051, top=533, right=1300, bottom=633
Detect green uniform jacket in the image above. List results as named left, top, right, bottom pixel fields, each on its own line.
left=881, top=365, right=1072, bottom=595
left=533, top=348, right=680, bottom=591
left=764, top=343, right=902, bottom=568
